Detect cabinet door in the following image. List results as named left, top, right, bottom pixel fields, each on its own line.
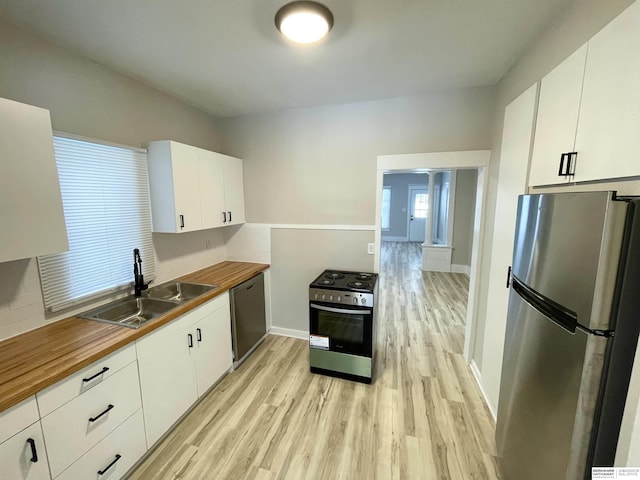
left=193, top=302, right=233, bottom=397
left=484, top=84, right=538, bottom=411
left=222, top=154, right=246, bottom=225
left=170, top=141, right=202, bottom=232
left=136, top=323, right=198, bottom=447
left=574, top=1, right=640, bottom=182
left=529, top=45, right=587, bottom=187
left=198, top=149, right=226, bottom=229
left=0, top=97, right=68, bottom=262
left=0, top=422, right=51, bottom=480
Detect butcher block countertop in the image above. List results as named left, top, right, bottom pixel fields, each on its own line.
left=0, top=261, right=269, bottom=413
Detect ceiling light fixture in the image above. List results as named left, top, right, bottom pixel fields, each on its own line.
left=275, top=1, right=334, bottom=44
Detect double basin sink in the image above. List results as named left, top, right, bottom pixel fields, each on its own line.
left=79, top=282, right=218, bottom=329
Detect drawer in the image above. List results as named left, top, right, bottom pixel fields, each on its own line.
left=41, top=361, right=142, bottom=478
left=0, top=396, right=39, bottom=444
left=56, top=409, right=146, bottom=480
left=37, top=343, right=136, bottom=417
left=0, top=421, right=50, bottom=480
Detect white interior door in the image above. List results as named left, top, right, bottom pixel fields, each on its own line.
left=408, top=187, right=428, bottom=242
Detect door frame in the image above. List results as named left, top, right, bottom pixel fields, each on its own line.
left=374, top=150, right=490, bottom=362
left=406, top=184, right=428, bottom=242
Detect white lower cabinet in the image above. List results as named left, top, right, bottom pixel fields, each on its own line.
left=0, top=421, right=51, bottom=480
left=41, top=361, right=143, bottom=478
left=56, top=410, right=146, bottom=480
left=137, top=292, right=232, bottom=447
left=136, top=315, right=198, bottom=447
left=193, top=297, right=234, bottom=397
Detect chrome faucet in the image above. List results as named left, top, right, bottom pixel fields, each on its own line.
left=133, top=248, right=149, bottom=297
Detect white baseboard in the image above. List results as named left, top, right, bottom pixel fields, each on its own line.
left=381, top=235, right=408, bottom=242
left=470, top=360, right=497, bottom=422
left=269, top=326, right=309, bottom=340
left=451, top=264, right=471, bottom=275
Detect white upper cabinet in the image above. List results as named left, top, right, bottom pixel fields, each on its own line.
left=222, top=153, right=246, bottom=226
left=147, top=140, right=245, bottom=233
left=573, top=0, right=640, bottom=182
left=529, top=2, right=640, bottom=186
left=198, top=149, right=227, bottom=229
left=529, top=45, right=587, bottom=187
left=0, top=97, right=68, bottom=262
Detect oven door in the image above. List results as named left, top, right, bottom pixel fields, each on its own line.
left=309, top=302, right=373, bottom=357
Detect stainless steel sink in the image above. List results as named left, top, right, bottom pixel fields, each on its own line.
left=144, top=281, right=218, bottom=303
left=79, top=297, right=179, bottom=329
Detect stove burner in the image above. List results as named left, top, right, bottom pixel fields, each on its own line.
left=319, top=279, right=335, bottom=286
left=347, top=281, right=371, bottom=289
left=324, top=272, right=345, bottom=280
left=356, top=273, right=373, bottom=281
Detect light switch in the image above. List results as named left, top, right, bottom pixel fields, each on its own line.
left=367, top=243, right=375, bottom=255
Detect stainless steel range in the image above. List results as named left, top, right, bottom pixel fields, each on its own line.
left=308, top=269, right=378, bottom=384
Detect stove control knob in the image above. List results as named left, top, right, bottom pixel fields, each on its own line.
left=353, top=298, right=358, bottom=304
left=314, top=293, right=319, bottom=300
left=337, top=296, right=341, bottom=302
left=329, top=295, right=333, bottom=301
left=361, top=298, right=366, bottom=305
left=322, top=294, right=326, bottom=301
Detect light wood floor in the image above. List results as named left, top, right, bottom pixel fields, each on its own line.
left=128, top=241, right=503, bottom=479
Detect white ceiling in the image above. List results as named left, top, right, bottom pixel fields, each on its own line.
left=0, top=0, right=575, bottom=118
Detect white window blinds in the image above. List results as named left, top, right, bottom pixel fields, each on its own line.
left=38, top=135, right=155, bottom=312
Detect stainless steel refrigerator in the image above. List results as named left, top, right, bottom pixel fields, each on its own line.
left=496, top=191, right=640, bottom=480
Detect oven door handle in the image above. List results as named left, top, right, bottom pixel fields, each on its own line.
left=310, top=303, right=372, bottom=315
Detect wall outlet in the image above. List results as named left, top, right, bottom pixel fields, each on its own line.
left=367, top=243, right=375, bottom=255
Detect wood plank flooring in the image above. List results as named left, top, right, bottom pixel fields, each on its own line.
left=128, top=242, right=503, bottom=479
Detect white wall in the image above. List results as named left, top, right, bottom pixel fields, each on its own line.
left=0, top=20, right=226, bottom=340
left=218, top=88, right=496, bottom=335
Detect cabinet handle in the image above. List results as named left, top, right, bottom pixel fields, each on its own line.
left=26, top=438, right=38, bottom=463
left=89, top=404, right=114, bottom=423
left=558, top=152, right=577, bottom=176
left=180, top=215, right=185, bottom=229
left=82, top=366, right=109, bottom=383
left=188, top=333, right=193, bottom=348
left=506, top=266, right=512, bottom=289
left=98, top=454, right=122, bottom=476
left=223, top=211, right=227, bottom=223
left=228, top=211, right=232, bottom=222
left=197, top=328, right=202, bottom=342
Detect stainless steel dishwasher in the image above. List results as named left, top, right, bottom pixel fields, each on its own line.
left=230, top=272, right=267, bottom=366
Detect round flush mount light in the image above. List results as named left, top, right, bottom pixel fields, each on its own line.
left=275, top=1, right=334, bottom=44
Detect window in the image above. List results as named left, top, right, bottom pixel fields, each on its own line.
left=381, top=187, right=391, bottom=230
left=38, top=134, right=155, bottom=312
left=413, top=193, right=428, bottom=219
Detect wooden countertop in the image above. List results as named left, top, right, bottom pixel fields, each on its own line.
left=0, top=261, right=269, bottom=413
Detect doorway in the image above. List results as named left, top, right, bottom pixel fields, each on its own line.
left=374, top=150, right=490, bottom=362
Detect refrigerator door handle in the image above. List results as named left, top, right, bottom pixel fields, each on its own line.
left=512, top=276, right=578, bottom=334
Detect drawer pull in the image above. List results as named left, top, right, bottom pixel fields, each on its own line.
left=82, top=366, right=110, bottom=383
left=89, top=404, right=114, bottom=423
left=26, top=438, right=38, bottom=463
left=98, top=454, right=122, bottom=476
left=188, top=333, right=194, bottom=348
left=197, top=327, right=202, bottom=342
